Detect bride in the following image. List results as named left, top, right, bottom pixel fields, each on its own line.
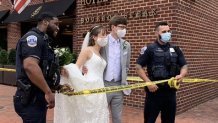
left=54, top=25, right=109, bottom=123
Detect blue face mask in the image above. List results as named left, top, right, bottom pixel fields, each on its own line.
left=160, top=32, right=171, bottom=43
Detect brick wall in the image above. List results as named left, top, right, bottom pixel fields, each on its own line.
left=0, top=0, right=12, bottom=10
left=75, top=0, right=218, bottom=114
left=174, top=0, right=218, bottom=114
left=7, top=23, right=21, bottom=49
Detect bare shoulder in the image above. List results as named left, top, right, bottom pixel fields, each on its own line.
left=80, top=47, right=92, bottom=58
left=81, top=47, right=91, bottom=53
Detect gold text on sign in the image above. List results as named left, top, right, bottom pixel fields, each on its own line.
left=81, top=9, right=157, bottom=24
left=81, top=0, right=110, bottom=6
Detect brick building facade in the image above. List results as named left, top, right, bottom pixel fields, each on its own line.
left=0, top=0, right=218, bottom=114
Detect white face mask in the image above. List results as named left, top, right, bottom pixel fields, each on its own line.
left=116, top=29, right=127, bottom=38
left=97, top=37, right=108, bottom=47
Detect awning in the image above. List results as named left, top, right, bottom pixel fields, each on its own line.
left=4, top=0, right=75, bottom=23
left=0, top=10, right=10, bottom=23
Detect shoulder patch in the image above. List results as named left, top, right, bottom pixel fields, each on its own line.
left=26, top=35, right=37, bottom=47
left=140, top=46, right=147, bottom=55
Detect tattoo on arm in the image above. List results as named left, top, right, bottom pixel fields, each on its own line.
left=136, top=64, right=142, bottom=70
left=182, top=65, right=188, bottom=69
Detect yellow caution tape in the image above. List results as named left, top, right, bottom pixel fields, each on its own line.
left=1, top=67, right=218, bottom=96
left=63, top=77, right=218, bottom=96
left=62, top=79, right=169, bottom=96
left=127, top=76, right=180, bottom=89
left=168, top=77, right=180, bottom=89
left=127, top=76, right=218, bottom=83
left=183, top=78, right=218, bottom=83
left=0, top=68, right=16, bottom=72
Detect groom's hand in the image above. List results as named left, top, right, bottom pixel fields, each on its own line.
left=60, top=68, right=69, bottom=78
left=58, top=84, right=74, bottom=93
left=45, top=91, right=55, bottom=109
left=82, top=66, right=88, bottom=74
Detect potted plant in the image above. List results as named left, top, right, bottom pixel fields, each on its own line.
left=3, top=49, right=16, bottom=86
left=0, top=49, right=8, bottom=84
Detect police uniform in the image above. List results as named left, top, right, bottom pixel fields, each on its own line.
left=137, top=41, right=187, bottom=123
left=14, top=28, right=60, bottom=123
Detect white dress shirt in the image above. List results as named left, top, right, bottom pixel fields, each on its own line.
left=105, top=34, right=121, bottom=82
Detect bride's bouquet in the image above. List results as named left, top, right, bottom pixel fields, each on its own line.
left=54, top=47, right=77, bottom=66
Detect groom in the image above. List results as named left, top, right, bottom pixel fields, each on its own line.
left=101, top=15, right=131, bottom=123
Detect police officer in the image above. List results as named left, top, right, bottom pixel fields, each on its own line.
left=14, top=12, right=60, bottom=123
left=136, top=21, right=188, bottom=123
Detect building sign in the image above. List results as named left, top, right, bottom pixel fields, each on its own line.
left=81, top=0, right=110, bottom=6
left=81, top=9, right=157, bottom=24
left=31, top=6, right=42, bottom=18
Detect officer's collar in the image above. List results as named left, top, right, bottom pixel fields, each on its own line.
left=31, top=27, right=46, bottom=36
left=155, top=40, right=170, bottom=48
left=155, top=40, right=171, bottom=52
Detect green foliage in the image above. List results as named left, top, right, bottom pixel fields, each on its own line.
left=0, top=49, right=8, bottom=65
left=55, top=47, right=77, bottom=66
left=71, top=53, right=77, bottom=64
left=8, top=49, right=16, bottom=65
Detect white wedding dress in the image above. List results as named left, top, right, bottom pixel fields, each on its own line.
left=54, top=52, right=109, bottom=123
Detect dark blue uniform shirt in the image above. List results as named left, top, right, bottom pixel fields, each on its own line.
left=137, top=41, right=187, bottom=81
left=16, top=28, right=56, bottom=87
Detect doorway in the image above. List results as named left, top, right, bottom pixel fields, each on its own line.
left=0, top=25, right=7, bottom=50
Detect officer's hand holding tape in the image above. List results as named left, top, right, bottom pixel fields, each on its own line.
left=175, top=74, right=184, bottom=84
left=147, top=81, right=158, bottom=92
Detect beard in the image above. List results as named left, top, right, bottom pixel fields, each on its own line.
left=47, top=25, right=58, bottom=48
left=46, top=25, right=56, bottom=40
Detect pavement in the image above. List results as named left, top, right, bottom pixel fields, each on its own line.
left=0, top=84, right=218, bottom=123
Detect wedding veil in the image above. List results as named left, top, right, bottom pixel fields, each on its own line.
left=81, top=32, right=90, bottom=50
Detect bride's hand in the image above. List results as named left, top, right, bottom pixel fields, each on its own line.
left=61, top=68, right=69, bottom=78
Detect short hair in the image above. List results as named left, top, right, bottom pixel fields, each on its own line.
left=37, top=12, right=57, bottom=22
left=155, top=21, right=169, bottom=31
left=108, top=15, right=127, bottom=29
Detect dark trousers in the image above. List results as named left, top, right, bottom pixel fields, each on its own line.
left=14, top=90, right=47, bottom=123
left=144, top=89, right=176, bottom=123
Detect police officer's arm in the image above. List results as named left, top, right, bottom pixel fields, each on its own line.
left=23, top=57, right=52, bottom=94
left=136, top=47, right=158, bottom=92
left=175, top=47, right=188, bottom=82
left=136, top=64, right=151, bottom=82
left=175, top=65, right=188, bottom=83
left=180, top=65, right=188, bottom=76
left=21, top=35, right=54, bottom=109
left=136, top=65, right=158, bottom=93
left=136, top=46, right=151, bottom=82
